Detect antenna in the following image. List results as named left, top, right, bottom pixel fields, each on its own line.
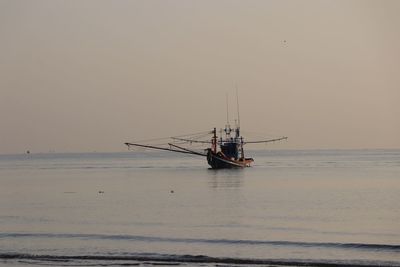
left=236, top=84, right=240, bottom=129
left=226, top=93, right=229, bottom=125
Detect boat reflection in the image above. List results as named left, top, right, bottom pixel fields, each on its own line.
left=207, top=168, right=245, bottom=189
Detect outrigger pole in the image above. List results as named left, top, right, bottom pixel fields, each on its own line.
left=168, top=143, right=207, bottom=156
left=124, top=143, right=206, bottom=156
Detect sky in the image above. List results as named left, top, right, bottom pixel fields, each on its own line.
left=1, top=0, right=399, bottom=153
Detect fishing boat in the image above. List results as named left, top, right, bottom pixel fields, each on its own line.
left=125, top=95, right=287, bottom=169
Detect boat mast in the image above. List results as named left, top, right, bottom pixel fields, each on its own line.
left=236, top=85, right=240, bottom=134
left=236, top=86, right=244, bottom=159
left=226, top=93, right=229, bottom=129
left=225, top=93, right=231, bottom=137
left=212, top=127, right=217, bottom=153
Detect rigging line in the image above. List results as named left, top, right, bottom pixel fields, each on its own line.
left=242, top=129, right=286, bottom=137
left=126, top=137, right=171, bottom=144
left=190, top=135, right=212, bottom=141
left=241, top=131, right=285, bottom=139
left=171, top=137, right=212, bottom=144
left=243, top=136, right=288, bottom=144
left=170, top=134, right=212, bottom=143
left=128, top=131, right=211, bottom=144
left=125, top=143, right=204, bottom=156
left=168, top=143, right=207, bottom=156
left=134, top=140, right=205, bottom=147
left=170, top=130, right=212, bottom=138
left=171, top=140, right=210, bottom=146
left=179, top=132, right=211, bottom=140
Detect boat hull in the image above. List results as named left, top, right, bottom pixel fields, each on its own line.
left=206, top=149, right=253, bottom=169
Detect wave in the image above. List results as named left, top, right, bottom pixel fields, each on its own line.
left=1, top=252, right=399, bottom=266
left=1, top=232, right=399, bottom=252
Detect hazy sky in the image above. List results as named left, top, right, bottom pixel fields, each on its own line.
left=1, top=0, right=399, bottom=153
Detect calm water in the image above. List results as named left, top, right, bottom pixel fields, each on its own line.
left=0, top=150, right=399, bottom=266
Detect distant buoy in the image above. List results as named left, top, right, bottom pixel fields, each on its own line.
left=26, top=150, right=30, bottom=154
left=170, top=190, right=174, bottom=193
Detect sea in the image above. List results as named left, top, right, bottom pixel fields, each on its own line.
left=0, top=150, right=399, bottom=267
